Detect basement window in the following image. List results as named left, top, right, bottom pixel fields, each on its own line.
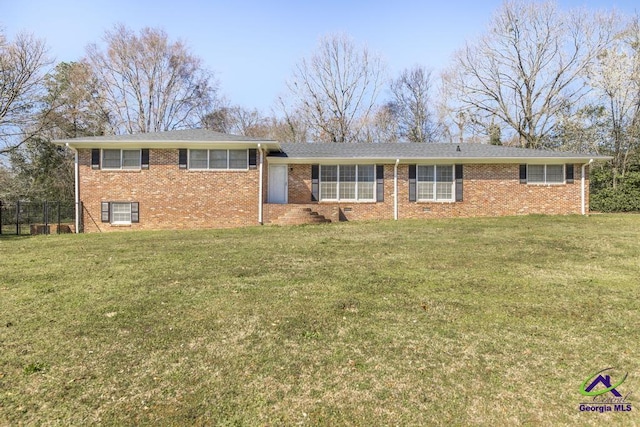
left=101, top=202, right=139, bottom=225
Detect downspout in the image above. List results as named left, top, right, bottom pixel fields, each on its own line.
left=258, top=144, right=264, bottom=225
left=67, top=143, right=80, bottom=233
left=394, top=159, right=400, bottom=220
left=581, top=159, right=593, bottom=215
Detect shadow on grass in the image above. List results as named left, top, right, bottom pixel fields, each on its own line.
left=0, top=234, right=33, bottom=240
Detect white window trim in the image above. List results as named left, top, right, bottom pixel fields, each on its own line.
left=527, top=164, right=565, bottom=185
left=110, top=202, right=132, bottom=225
left=188, top=149, right=249, bottom=170
left=417, top=165, right=455, bottom=202
left=101, top=149, right=141, bottom=170
left=319, top=164, right=376, bottom=202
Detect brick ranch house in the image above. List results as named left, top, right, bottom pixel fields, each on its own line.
left=54, top=129, right=609, bottom=232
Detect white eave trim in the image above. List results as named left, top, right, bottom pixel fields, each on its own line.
left=266, top=156, right=612, bottom=165
left=54, top=140, right=281, bottom=150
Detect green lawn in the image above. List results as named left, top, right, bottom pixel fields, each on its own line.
left=1, top=215, right=639, bottom=426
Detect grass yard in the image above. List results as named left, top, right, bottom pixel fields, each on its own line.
left=1, top=215, right=639, bottom=426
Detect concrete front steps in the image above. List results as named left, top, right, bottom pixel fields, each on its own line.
left=271, top=207, right=331, bottom=226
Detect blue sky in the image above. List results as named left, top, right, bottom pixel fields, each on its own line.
left=3, top=0, right=639, bottom=113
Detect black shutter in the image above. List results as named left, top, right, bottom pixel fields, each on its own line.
left=91, top=149, right=100, bottom=169
left=101, top=202, right=110, bottom=223
left=141, top=149, right=150, bottom=169
left=311, top=164, right=319, bottom=201
left=376, top=165, right=384, bottom=202
left=131, top=202, right=139, bottom=223
left=566, top=164, right=574, bottom=183
left=248, top=149, right=257, bottom=168
left=519, top=164, right=527, bottom=184
left=178, top=149, right=188, bottom=169
left=409, top=164, right=417, bottom=202
left=455, top=164, right=464, bottom=202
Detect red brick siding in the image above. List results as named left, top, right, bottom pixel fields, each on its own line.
left=79, top=149, right=260, bottom=232
left=398, top=163, right=586, bottom=219
left=78, top=150, right=590, bottom=232
left=264, top=162, right=588, bottom=224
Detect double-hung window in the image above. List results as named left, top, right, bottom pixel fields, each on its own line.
left=319, top=165, right=375, bottom=201
left=101, top=202, right=140, bottom=225
left=111, top=203, right=132, bottom=224
left=416, top=165, right=454, bottom=201
left=527, top=165, right=564, bottom=184
left=102, top=149, right=141, bottom=169
left=189, top=149, right=248, bottom=170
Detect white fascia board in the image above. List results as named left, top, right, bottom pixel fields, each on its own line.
left=266, top=156, right=611, bottom=165
left=55, top=140, right=281, bottom=150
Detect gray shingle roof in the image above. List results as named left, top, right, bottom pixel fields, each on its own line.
left=274, top=142, right=609, bottom=162
left=55, top=128, right=276, bottom=143
left=54, top=127, right=609, bottom=163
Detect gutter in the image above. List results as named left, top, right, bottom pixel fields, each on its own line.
left=581, top=159, right=593, bottom=215
left=258, top=144, right=264, bottom=225
left=66, top=143, right=80, bottom=233
left=394, top=159, right=400, bottom=220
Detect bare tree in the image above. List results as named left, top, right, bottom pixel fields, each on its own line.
left=389, top=66, right=437, bottom=142
left=273, top=96, right=309, bottom=143
left=447, top=1, right=616, bottom=148
left=587, top=19, right=640, bottom=180
left=85, top=24, right=218, bottom=134
left=44, top=62, right=110, bottom=138
left=203, top=103, right=270, bottom=137
left=360, top=103, right=399, bottom=143
left=0, top=30, right=52, bottom=154
left=283, top=33, right=385, bottom=143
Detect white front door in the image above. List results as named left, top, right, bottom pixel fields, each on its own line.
left=268, top=165, right=288, bottom=204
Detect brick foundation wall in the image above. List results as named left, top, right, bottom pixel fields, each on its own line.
left=79, top=149, right=260, bottom=232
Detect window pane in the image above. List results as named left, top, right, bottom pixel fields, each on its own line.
left=320, top=182, right=337, bottom=199
left=321, top=165, right=337, bottom=182
left=340, top=182, right=356, bottom=199
left=111, top=203, right=131, bottom=223
left=417, top=182, right=434, bottom=200
left=320, top=166, right=338, bottom=200
left=546, top=165, right=564, bottom=183
left=190, top=150, right=208, bottom=169
left=102, top=149, right=121, bottom=169
left=338, top=165, right=356, bottom=199
left=528, top=165, right=545, bottom=183
left=339, top=165, right=356, bottom=182
left=358, top=182, right=374, bottom=200
left=437, top=165, right=454, bottom=182
left=357, top=165, right=375, bottom=200
left=358, top=165, right=374, bottom=182
left=436, top=182, right=453, bottom=200
left=122, top=150, right=140, bottom=169
left=417, top=165, right=434, bottom=182
left=209, top=150, right=227, bottom=169
left=229, top=150, right=247, bottom=169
